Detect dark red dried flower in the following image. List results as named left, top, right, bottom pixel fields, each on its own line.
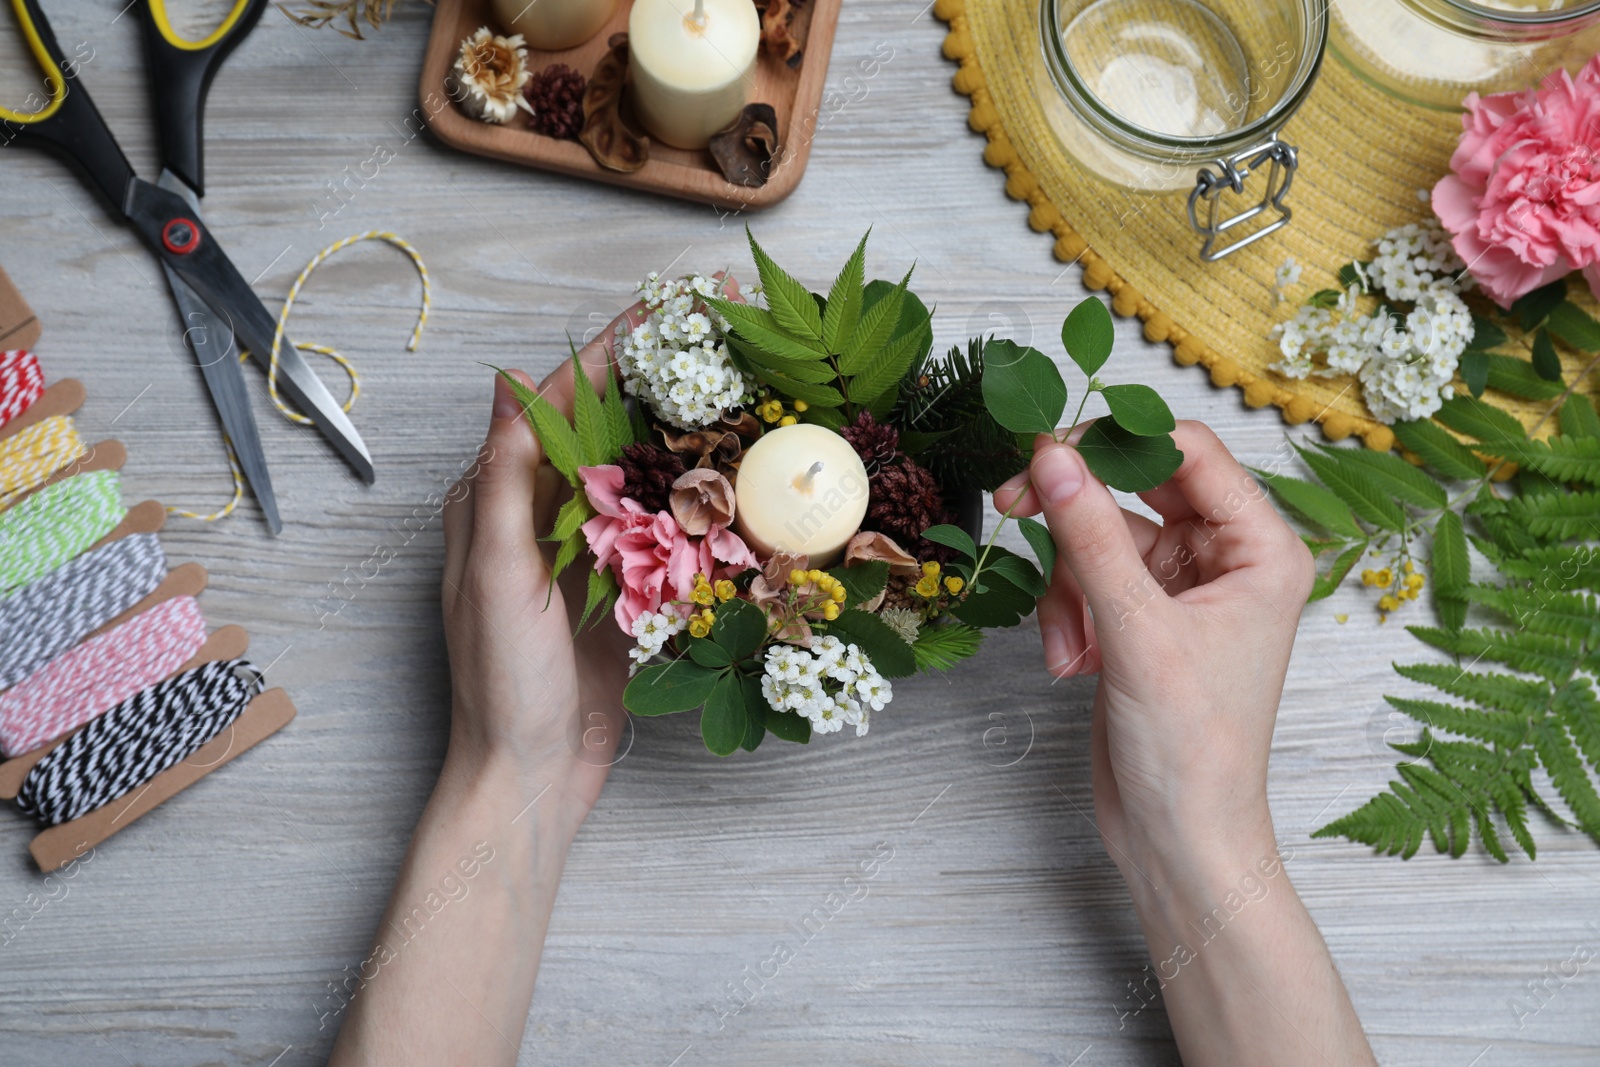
left=840, top=409, right=900, bottom=471
left=617, top=442, right=685, bottom=513
left=527, top=64, right=586, bottom=140
left=865, top=457, right=957, bottom=561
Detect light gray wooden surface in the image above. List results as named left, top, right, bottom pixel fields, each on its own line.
left=2, top=3, right=1598, bottom=1064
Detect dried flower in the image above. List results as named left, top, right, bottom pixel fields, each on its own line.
left=617, top=442, right=685, bottom=513
left=451, top=27, right=535, bottom=125
left=843, top=530, right=920, bottom=612
left=670, top=468, right=736, bottom=535
left=879, top=607, right=921, bottom=643
left=526, top=64, right=586, bottom=140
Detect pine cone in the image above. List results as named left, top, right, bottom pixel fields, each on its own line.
left=865, top=458, right=958, bottom=561
left=840, top=409, right=899, bottom=471
left=526, top=64, right=586, bottom=140
left=617, top=443, right=685, bottom=513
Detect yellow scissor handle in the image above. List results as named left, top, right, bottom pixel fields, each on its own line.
left=1, top=0, right=66, bottom=124
left=146, top=0, right=253, bottom=51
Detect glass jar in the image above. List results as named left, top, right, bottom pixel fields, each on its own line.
left=1038, top=0, right=1329, bottom=260
left=1330, top=0, right=1600, bottom=111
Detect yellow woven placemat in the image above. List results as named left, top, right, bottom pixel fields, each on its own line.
left=935, top=0, right=1600, bottom=451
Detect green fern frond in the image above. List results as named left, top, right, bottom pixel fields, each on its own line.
left=1464, top=585, right=1599, bottom=641
left=1501, top=490, right=1600, bottom=539
left=1475, top=434, right=1600, bottom=485
left=1406, top=625, right=1578, bottom=684
left=1392, top=662, right=1551, bottom=718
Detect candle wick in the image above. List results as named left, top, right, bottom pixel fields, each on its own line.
left=805, top=461, right=823, bottom=484
left=687, top=0, right=707, bottom=30
left=792, top=460, right=824, bottom=495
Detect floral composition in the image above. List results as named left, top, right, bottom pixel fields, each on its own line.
left=501, top=230, right=1182, bottom=754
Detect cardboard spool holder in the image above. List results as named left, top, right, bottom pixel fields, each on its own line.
left=0, top=287, right=295, bottom=872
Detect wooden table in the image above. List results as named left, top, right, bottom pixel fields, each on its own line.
left=2, top=3, right=1597, bottom=1064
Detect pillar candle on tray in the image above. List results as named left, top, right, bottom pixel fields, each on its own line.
left=627, top=0, right=759, bottom=149
left=491, top=0, right=618, bottom=50
left=732, top=423, right=869, bottom=566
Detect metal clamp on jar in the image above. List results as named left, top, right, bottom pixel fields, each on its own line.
left=1037, top=0, right=1329, bottom=260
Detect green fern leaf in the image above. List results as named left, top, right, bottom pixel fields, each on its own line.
left=1532, top=721, right=1600, bottom=840
left=1434, top=395, right=1529, bottom=441
left=1465, top=584, right=1600, bottom=642
left=1384, top=695, right=1527, bottom=747
left=1484, top=354, right=1567, bottom=400
left=570, top=357, right=610, bottom=466
left=911, top=622, right=984, bottom=671
left=846, top=320, right=929, bottom=408
left=1315, top=443, right=1448, bottom=508
left=1431, top=510, right=1469, bottom=630
left=1497, top=544, right=1600, bottom=591
left=745, top=227, right=823, bottom=342
left=1392, top=419, right=1486, bottom=481
left=1393, top=662, right=1552, bottom=718
left=602, top=367, right=634, bottom=457
left=1294, top=444, right=1406, bottom=530
left=1406, top=625, right=1575, bottom=684
left=1253, top=469, right=1365, bottom=538
left=1502, top=490, right=1600, bottom=539
left=709, top=299, right=826, bottom=361
left=840, top=268, right=911, bottom=374
left=495, top=367, right=581, bottom=484
left=1560, top=396, right=1600, bottom=439
left=1556, top=681, right=1600, bottom=769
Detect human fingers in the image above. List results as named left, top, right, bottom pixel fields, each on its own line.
left=1134, top=421, right=1282, bottom=549
left=469, top=371, right=547, bottom=571
left=1031, top=440, right=1167, bottom=643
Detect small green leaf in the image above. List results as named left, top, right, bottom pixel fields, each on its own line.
left=1512, top=280, right=1567, bottom=331
left=602, top=366, right=634, bottom=455
left=1294, top=444, right=1406, bottom=531
left=1560, top=397, right=1600, bottom=440
left=950, top=573, right=1036, bottom=628
left=1532, top=328, right=1564, bottom=383
left=1465, top=316, right=1507, bottom=351
left=824, top=609, right=918, bottom=677
left=544, top=493, right=594, bottom=544
left=1391, top=420, right=1485, bottom=481
left=1484, top=353, right=1565, bottom=400
left=1308, top=540, right=1368, bottom=602
left=922, top=523, right=977, bottom=559
left=576, top=566, right=618, bottom=630
left=1434, top=396, right=1526, bottom=442
left=1311, top=444, right=1448, bottom=509
left=549, top=534, right=582, bottom=587
left=763, top=704, right=812, bottom=743
left=981, top=339, right=1068, bottom=435
left=1307, top=289, right=1341, bottom=309
left=711, top=599, right=766, bottom=661
left=495, top=368, right=581, bottom=483
left=739, top=675, right=767, bottom=751
left=1431, top=510, right=1469, bottom=631
left=1100, top=383, right=1175, bottom=436
left=1337, top=262, right=1368, bottom=289
left=1547, top=299, right=1600, bottom=351
left=700, top=672, right=749, bottom=756
left=570, top=355, right=611, bottom=465
left=1254, top=468, right=1365, bottom=538
left=1460, top=349, right=1489, bottom=398
left=625, top=660, right=721, bottom=715
left=726, top=337, right=838, bottom=384
left=827, top=560, right=889, bottom=608
left=1017, top=515, right=1057, bottom=578
left=759, top=372, right=846, bottom=408
left=1060, top=297, right=1113, bottom=376
left=986, top=550, right=1046, bottom=598
left=746, top=227, right=823, bottom=342
left=689, top=638, right=734, bottom=669
left=821, top=231, right=868, bottom=352
left=1078, top=420, right=1183, bottom=492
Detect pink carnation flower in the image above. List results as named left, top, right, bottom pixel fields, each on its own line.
left=1433, top=57, right=1600, bottom=308
left=578, top=464, right=758, bottom=632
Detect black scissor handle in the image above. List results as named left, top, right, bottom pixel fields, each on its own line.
left=1, top=0, right=136, bottom=215
left=136, top=0, right=268, bottom=196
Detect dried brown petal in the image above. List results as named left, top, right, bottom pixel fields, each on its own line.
left=844, top=531, right=920, bottom=611
left=749, top=550, right=809, bottom=611
left=670, top=468, right=736, bottom=535
left=657, top=416, right=752, bottom=474
left=452, top=27, right=535, bottom=124
left=580, top=34, right=649, bottom=173
left=709, top=104, right=780, bottom=188
left=760, top=0, right=809, bottom=66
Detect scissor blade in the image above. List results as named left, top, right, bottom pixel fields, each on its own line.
left=126, top=179, right=375, bottom=484
left=160, top=263, right=282, bottom=535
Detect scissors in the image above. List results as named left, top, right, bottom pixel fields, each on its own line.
left=1, top=0, right=377, bottom=534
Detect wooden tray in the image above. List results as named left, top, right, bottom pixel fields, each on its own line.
left=419, top=0, right=842, bottom=209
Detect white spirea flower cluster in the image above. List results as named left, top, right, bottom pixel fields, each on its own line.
left=614, top=273, right=757, bottom=430
left=628, top=608, right=686, bottom=673
left=760, top=636, right=890, bottom=737
left=1269, top=220, right=1472, bottom=424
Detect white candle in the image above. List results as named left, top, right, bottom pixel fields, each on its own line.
left=492, top=0, right=617, bottom=51
left=733, top=424, right=870, bottom=566
left=627, top=0, right=759, bottom=150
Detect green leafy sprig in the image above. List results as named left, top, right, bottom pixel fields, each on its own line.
left=493, top=358, right=634, bottom=625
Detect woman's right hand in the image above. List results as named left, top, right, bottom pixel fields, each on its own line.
left=993, top=421, right=1315, bottom=881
